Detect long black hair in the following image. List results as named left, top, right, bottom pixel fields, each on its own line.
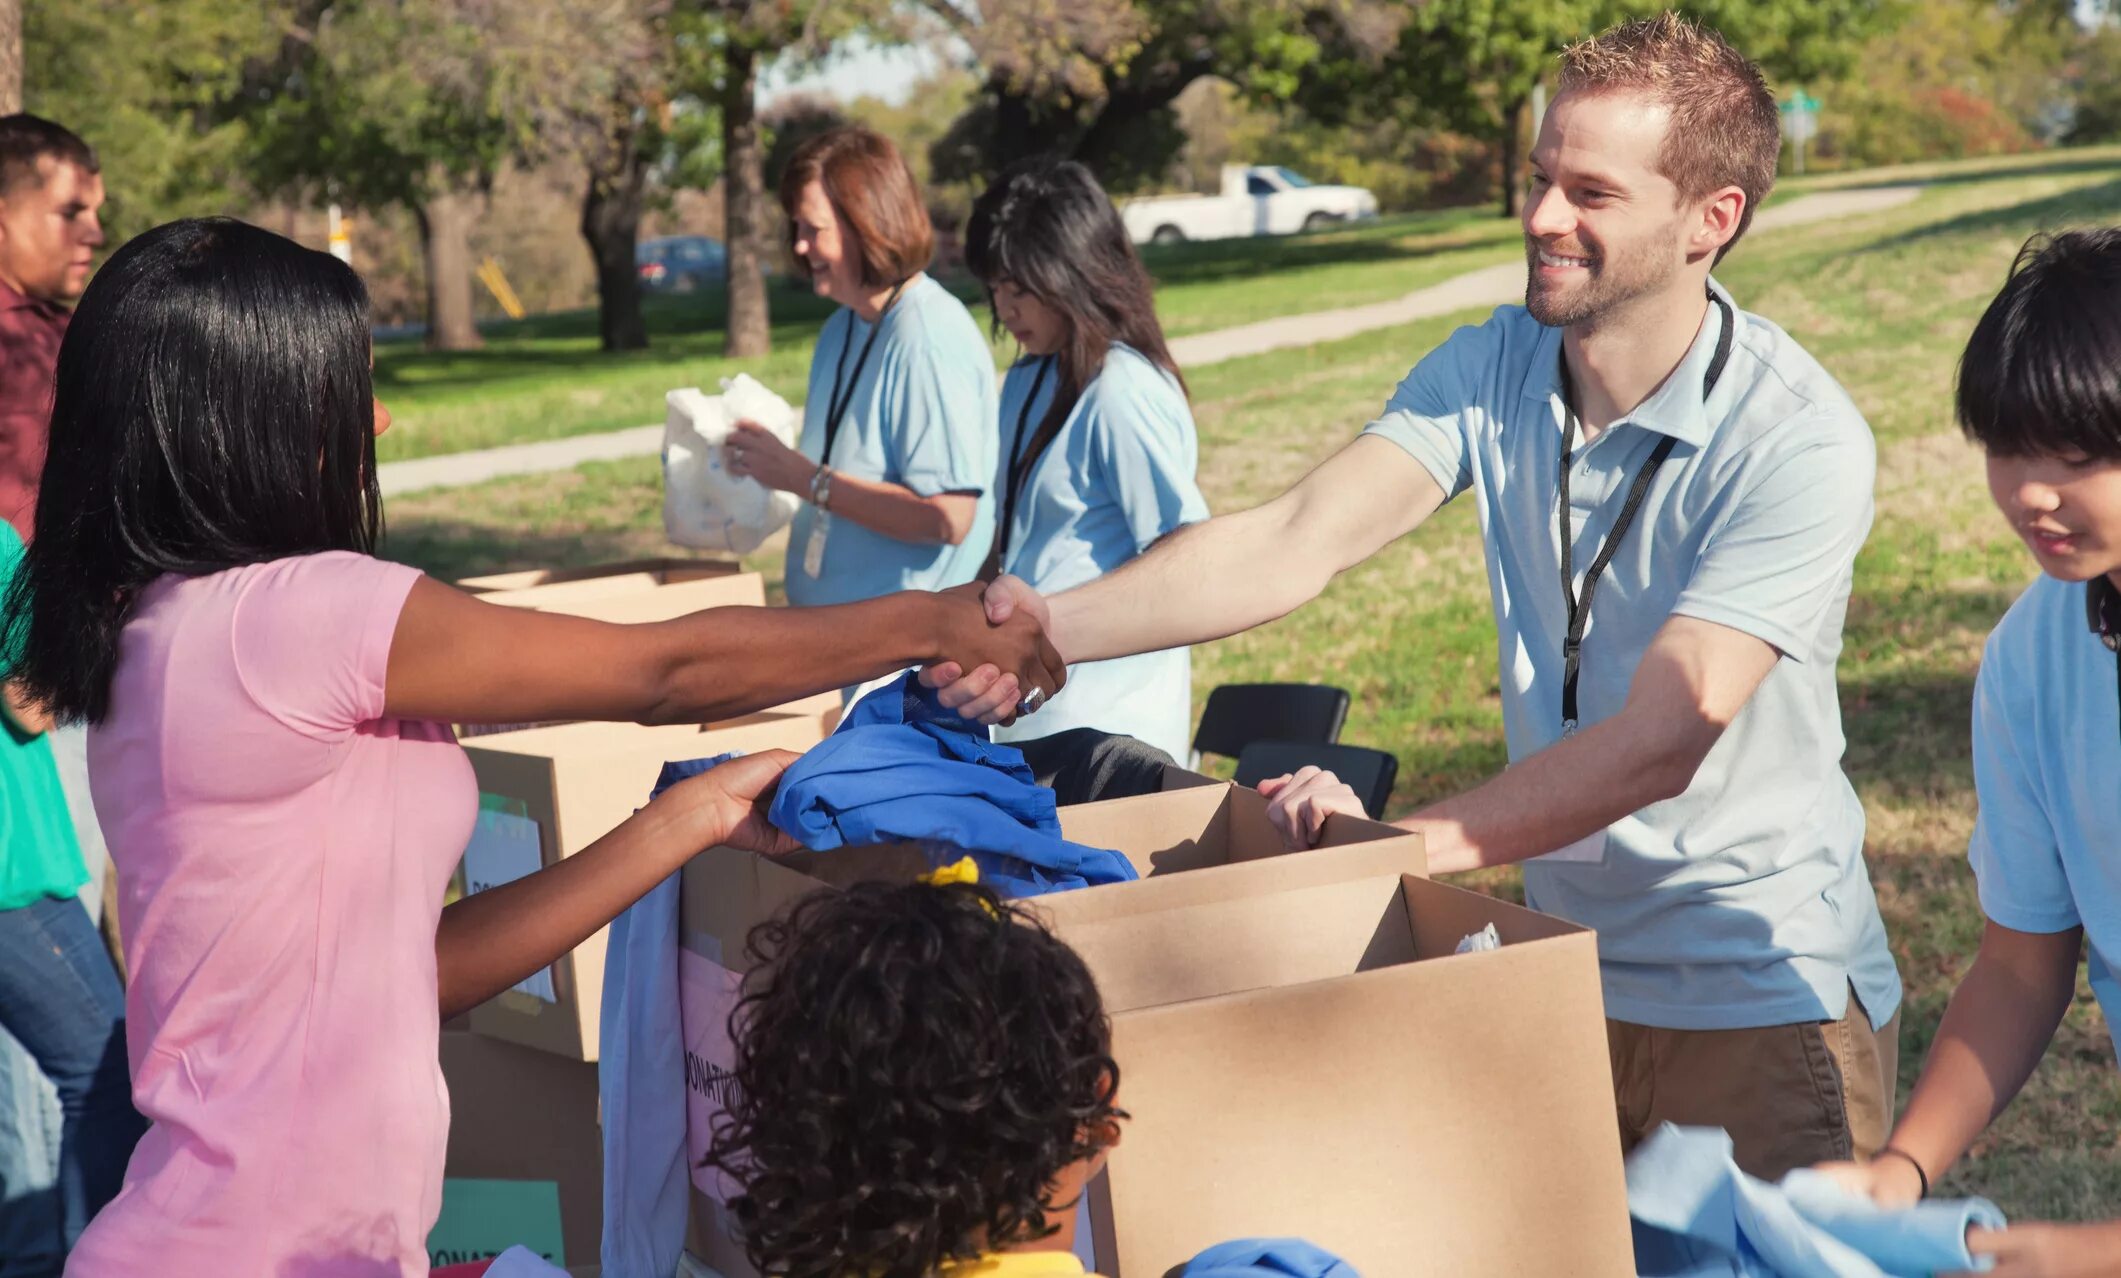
left=704, top=880, right=1124, bottom=1278
left=965, top=156, right=1185, bottom=450
left=0, top=217, right=381, bottom=724
left=1957, top=227, right=2121, bottom=460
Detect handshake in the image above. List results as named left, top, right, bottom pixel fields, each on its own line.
left=922, top=575, right=1062, bottom=725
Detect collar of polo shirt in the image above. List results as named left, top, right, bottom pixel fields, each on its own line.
left=2087, top=576, right=2121, bottom=652
left=1521, top=278, right=1741, bottom=449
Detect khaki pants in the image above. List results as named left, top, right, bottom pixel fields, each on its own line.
left=1609, top=986, right=1899, bottom=1182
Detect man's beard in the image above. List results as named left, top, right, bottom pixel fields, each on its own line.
left=1523, top=231, right=1681, bottom=328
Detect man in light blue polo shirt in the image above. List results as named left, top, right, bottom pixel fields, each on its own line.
left=937, top=13, right=1901, bottom=1180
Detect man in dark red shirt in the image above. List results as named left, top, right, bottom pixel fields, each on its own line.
left=0, top=115, right=103, bottom=542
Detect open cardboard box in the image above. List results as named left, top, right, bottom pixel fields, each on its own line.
left=676, top=779, right=1432, bottom=1277
left=1030, top=871, right=1633, bottom=1276
left=433, top=1030, right=602, bottom=1273
left=462, top=711, right=829, bottom=1061
left=458, top=555, right=743, bottom=599
left=451, top=561, right=839, bottom=741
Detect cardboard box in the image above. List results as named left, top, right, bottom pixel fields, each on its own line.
left=458, top=556, right=743, bottom=597
left=451, top=561, right=841, bottom=742
left=463, top=711, right=830, bottom=1061
left=1030, top=871, right=1634, bottom=1276
left=433, top=1030, right=601, bottom=1271
left=675, top=780, right=1432, bottom=1277
left=471, top=562, right=766, bottom=627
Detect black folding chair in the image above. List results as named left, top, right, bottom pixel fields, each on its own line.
left=1234, top=739, right=1399, bottom=820
left=1190, top=682, right=1350, bottom=769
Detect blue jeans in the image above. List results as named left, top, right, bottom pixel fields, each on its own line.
left=0, top=896, right=144, bottom=1276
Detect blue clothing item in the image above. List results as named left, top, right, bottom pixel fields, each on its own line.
left=1181, top=1238, right=1361, bottom=1277
left=1629, top=1125, right=2001, bottom=1278
left=1360, top=278, right=1899, bottom=1033
left=0, top=895, right=144, bottom=1275
left=1965, top=574, right=2121, bottom=1063
left=768, top=674, right=1136, bottom=897
left=784, top=275, right=998, bottom=608
left=0, top=1024, right=61, bottom=1278
left=990, top=346, right=1210, bottom=763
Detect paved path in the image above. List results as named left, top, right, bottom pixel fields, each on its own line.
left=379, top=184, right=1922, bottom=498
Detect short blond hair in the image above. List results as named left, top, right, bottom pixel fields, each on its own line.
left=1559, top=12, right=1780, bottom=260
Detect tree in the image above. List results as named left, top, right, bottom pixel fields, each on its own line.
left=248, top=1, right=635, bottom=351
left=0, top=0, right=20, bottom=115
left=25, top=0, right=272, bottom=242
left=1397, top=0, right=1598, bottom=218
left=667, top=3, right=884, bottom=360
left=555, top=1, right=666, bottom=352
left=2069, top=23, right=2121, bottom=143
left=923, top=0, right=1409, bottom=195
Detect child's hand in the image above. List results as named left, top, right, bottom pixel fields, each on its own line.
left=657, top=750, right=804, bottom=859
left=1809, top=1156, right=1924, bottom=1210
left=1259, top=767, right=1366, bottom=850
left=1958, top=1222, right=2121, bottom=1277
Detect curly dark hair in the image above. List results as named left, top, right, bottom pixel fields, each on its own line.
left=704, top=880, right=1125, bottom=1278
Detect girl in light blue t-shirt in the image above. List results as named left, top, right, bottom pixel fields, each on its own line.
left=1816, top=230, right=2121, bottom=1269
left=962, top=157, right=1208, bottom=770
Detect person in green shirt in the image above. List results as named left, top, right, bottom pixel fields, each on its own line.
left=0, top=518, right=144, bottom=1272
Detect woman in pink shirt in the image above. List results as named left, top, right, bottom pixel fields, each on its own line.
left=0, top=217, right=1062, bottom=1278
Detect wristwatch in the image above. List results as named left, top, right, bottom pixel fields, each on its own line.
left=809, top=464, right=834, bottom=509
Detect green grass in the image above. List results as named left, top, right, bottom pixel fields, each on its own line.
left=372, top=205, right=1534, bottom=463
left=382, top=147, right=2121, bottom=1222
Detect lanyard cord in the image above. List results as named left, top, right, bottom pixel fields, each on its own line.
left=1557, top=290, right=1736, bottom=734
left=990, top=356, right=1057, bottom=572
left=818, top=277, right=910, bottom=468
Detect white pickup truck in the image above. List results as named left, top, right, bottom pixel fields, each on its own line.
left=1120, top=164, right=1380, bottom=246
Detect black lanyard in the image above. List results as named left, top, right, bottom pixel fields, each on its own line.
left=1556, top=291, right=1736, bottom=735
left=818, top=277, right=908, bottom=468
left=2090, top=579, right=2121, bottom=749
left=989, top=356, right=1056, bottom=573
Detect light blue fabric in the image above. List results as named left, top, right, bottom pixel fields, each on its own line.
left=1628, top=1125, right=2001, bottom=1277
left=1358, top=278, right=1900, bottom=1033
left=769, top=674, right=1136, bottom=896
left=1965, top=574, right=2121, bottom=1063
left=784, top=275, right=997, bottom=608
left=0, top=1024, right=61, bottom=1278
left=990, top=346, right=1210, bottom=763
left=596, top=861, right=691, bottom=1278
left=1181, top=1238, right=1361, bottom=1276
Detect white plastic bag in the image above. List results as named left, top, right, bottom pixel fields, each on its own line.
left=662, top=374, right=803, bottom=556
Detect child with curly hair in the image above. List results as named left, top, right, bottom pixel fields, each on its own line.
left=704, top=878, right=1124, bottom=1278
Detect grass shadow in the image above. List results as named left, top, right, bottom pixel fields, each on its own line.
left=1854, top=176, right=2121, bottom=254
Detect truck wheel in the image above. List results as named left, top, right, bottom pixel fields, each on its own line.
left=1151, top=224, right=1186, bottom=246
left=1303, top=212, right=1342, bottom=233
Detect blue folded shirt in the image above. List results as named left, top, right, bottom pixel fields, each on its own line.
left=762, top=673, right=1136, bottom=897
left=1181, top=1238, right=1361, bottom=1277
left=1628, top=1125, right=2004, bottom=1277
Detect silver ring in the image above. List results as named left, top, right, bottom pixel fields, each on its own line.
left=1017, top=686, right=1046, bottom=715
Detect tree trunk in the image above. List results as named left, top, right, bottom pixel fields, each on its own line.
left=1072, top=75, right=1208, bottom=177
left=721, top=41, right=769, bottom=360
left=0, top=0, right=21, bottom=115
left=582, top=114, right=649, bottom=353
left=415, top=185, right=484, bottom=351
left=1499, top=94, right=1529, bottom=220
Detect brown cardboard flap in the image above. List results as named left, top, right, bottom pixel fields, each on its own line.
left=1097, top=919, right=1626, bottom=1277
left=474, top=571, right=766, bottom=622
left=1051, top=876, right=1420, bottom=1014
left=1048, top=873, right=1588, bottom=1016
left=458, top=556, right=741, bottom=594
left=440, top=1030, right=603, bottom=1266
left=1057, top=784, right=1236, bottom=877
